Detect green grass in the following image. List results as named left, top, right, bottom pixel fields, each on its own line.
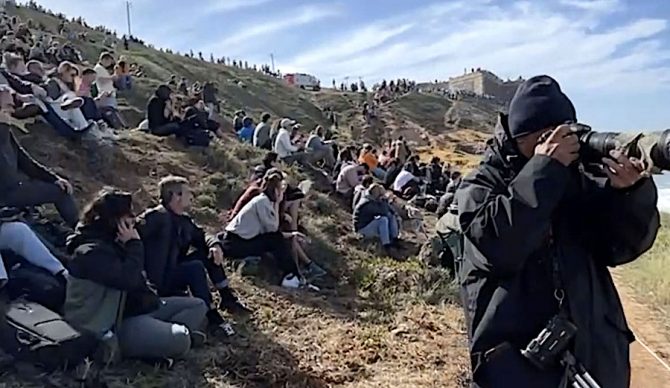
left=621, top=213, right=670, bottom=311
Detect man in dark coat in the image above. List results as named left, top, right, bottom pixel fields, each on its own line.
left=138, top=176, right=250, bottom=332
left=455, top=75, right=659, bottom=388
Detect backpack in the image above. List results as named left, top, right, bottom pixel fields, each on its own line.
left=6, top=260, right=66, bottom=313
left=183, top=129, right=211, bottom=147
left=0, top=298, right=98, bottom=371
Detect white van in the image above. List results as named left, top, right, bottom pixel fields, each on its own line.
left=284, top=73, right=321, bottom=91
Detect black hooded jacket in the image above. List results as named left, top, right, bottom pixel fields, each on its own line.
left=137, top=205, right=221, bottom=294
left=147, top=85, right=172, bottom=130
left=455, top=117, right=659, bottom=388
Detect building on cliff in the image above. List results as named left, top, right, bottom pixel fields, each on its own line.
left=448, top=70, right=524, bottom=103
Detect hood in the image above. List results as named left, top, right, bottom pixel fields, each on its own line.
left=66, top=222, right=114, bottom=255
left=155, top=85, right=172, bottom=101
left=483, top=112, right=529, bottom=180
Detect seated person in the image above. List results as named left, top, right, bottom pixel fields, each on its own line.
left=0, top=92, right=78, bottom=227
left=201, top=81, right=218, bottom=120
left=333, top=148, right=354, bottom=178
left=353, top=175, right=374, bottom=209
left=352, top=184, right=401, bottom=258
left=75, top=68, right=102, bottom=121
left=383, top=158, right=401, bottom=189
left=94, top=52, right=127, bottom=130
left=221, top=173, right=302, bottom=288
left=237, top=116, right=254, bottom=143
left=358, top=144, right=385, bottom=180
left=44, top=61, right=95, bottom=132
left=228, top=170, right=326, bottom=280
left=335, top=162, right=369, bottom=203
left=426, top=157, right=446, bottom=195
left=273, top=118, right=310, bottom=165
left=24, top=59, right=46, bottom=84
left=64, top=188, right=208, bottom=361
left=253, top=112, right=272, bottom=149
left=436, top=171, right=462, bottom=218
left=183, top=100, right=223, bottom=137
left=138, top=176, right=250, bottom=331
left=306, top=125, right=336, bottom=170
left=392, top=163, right=421, bottom=199
left=147, top=84, right=183, bottom=136
left=113, top=58, right=132, bottom=91
left=0, top=219, right=67, bottom=290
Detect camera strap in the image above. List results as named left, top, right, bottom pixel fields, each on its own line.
left=549, top=229, right=566, bottom=311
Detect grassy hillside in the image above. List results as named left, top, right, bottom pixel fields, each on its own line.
left=4, top=5, right=473, bottom=388
left=620, top=214, right=670, bottom=321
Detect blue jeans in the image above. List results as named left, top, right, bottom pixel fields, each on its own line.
left=114, top=75, right=133, bottom=91
left=166, top=255, right=228, bottom=309
left=358, top=215, right=399, bottom=246
left=371, top=167, right=386, bottom=180
left=0, top=222, right=66, bottom=282
left=41, top=103, right=82, bottom=140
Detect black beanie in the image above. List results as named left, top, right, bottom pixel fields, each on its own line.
left=508, top=75, right=576, bottom=138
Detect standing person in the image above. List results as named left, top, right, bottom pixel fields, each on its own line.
left=456, top=76, right=659, bottom=388
left=64, top=188, right=208, bottom=362
left=138, top=177, right=250, bottom=331
left=202, top=81, right=218, bottom=120
left=253, top=112, right=272, bottom=149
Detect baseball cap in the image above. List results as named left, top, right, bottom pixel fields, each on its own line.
left=280, top=118, right=297, bottom=129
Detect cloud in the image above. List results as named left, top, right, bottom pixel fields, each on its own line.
left=283, top=0, right=670, bottom=97
left=206, top=0, right=271, bottom=13
left=559, top=0, right=621, bottom=12
left=207, top=5, right=340, bottom=52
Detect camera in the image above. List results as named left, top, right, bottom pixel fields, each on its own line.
left=570, top=124, right=670, bottom=172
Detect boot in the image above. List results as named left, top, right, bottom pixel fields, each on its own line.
left=218, top=287, right=252, bottom=316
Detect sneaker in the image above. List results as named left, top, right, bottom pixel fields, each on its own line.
left=304, top=261, right=327, bottom=280
left=206, top=309, right=226, bottom=327
left=61, top=97, right=84, bottom=110
left=218, top=288, right=252, bottom=316
left=190, top=330, right=207, bottom=348
left=281, top=274, right=301, bottom=289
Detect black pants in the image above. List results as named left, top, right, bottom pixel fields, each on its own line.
left=80, top=97, right=101, bottom=121
left=166, top=252, right=228, bottom=308
left=150, top=122, right=182, bottom=137
left=2, top=180, right=79, bottom=227
left=222, top=232, right=298, bottom=277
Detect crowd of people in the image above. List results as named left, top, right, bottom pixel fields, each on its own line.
left=0, top=2, right=466, bottom=377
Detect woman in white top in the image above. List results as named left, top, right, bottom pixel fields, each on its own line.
left=221, top=173, right=300, bottom=284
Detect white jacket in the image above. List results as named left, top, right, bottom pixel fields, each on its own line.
left=273, top=128, right=298, bottom=158
left=225, top=194, right=279, bottom=239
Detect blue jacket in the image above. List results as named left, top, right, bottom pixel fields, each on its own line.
left=238, top=124, right=254, bottom=143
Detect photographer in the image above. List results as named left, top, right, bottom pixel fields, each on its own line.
left=456, top=76, right=659, bottom=388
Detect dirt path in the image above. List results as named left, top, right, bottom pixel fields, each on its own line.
left=615, top=277, right=670, bottom=388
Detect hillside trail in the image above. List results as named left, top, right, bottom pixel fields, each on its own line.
left=615, top=276, right=670, bottom=387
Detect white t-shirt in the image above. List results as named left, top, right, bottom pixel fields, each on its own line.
left=393, top=170, right=416, bottom=192
left=94, top=63, right=116, bottom=95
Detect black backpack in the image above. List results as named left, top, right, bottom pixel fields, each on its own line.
left=182, top=129, right=211, bottom=147
left=0, top=298, right=98, bottom=371
left=6, top=261, right=66, bottom=313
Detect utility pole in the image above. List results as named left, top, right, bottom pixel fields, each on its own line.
left=125, top=0, right=132, bottom=36
left=270, top=53, right=275, bottom=72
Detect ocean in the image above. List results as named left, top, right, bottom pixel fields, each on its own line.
left=656, top=174, right=670, bottom=213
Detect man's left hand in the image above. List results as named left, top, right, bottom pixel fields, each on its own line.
left=602, top=150, right=647, bottom=189
left=55, top=178, right=73, bottom=195
left=209, top=246, right=224, bottom=266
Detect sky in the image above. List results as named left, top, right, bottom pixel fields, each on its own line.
left=29, top=0, right=670, bottom=134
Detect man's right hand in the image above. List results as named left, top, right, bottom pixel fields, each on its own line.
left=534, top=125, right=580, bottom=167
